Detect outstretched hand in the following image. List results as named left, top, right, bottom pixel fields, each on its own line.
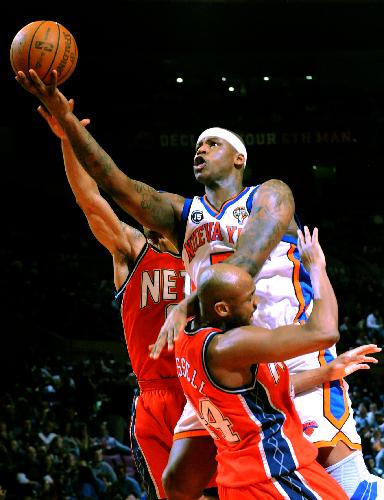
left=38, top=99, right=90, bottom=139
left=15, top=69, right=71, bottom=118
left=297, top=226, right=326, bottom=271
left=149, top=298, right=189, bottom=359
left=325, top=344, right=381, bottom=381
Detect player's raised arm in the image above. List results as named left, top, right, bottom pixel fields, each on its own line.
left=206, top=227, right=340, bottom=371
left=38, top=100, right=145, bottom=283
left=15, top=70, right=184, bottom=246
left=225, top=178, right=295, bottom=277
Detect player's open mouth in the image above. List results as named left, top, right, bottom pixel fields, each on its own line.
left=194, top=163, right=206, bottom=171
left=194, top=156, right=206, bottom=170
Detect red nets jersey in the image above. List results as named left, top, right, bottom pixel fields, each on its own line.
left=116, top=243, right=187, bottom=381
left=174, top=323, right=319, bottom=488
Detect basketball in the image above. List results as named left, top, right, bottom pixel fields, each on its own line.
left=10, top=20, right=78, bottom=85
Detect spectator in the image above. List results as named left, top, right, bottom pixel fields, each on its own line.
left=355, top=403, right=370, bottom=430
left=15, top=445, right=44, bottom=498
left=37, top=419, right=57, bottom=446
left=367, top=402, right=380, bottom=427
left=373, top=438, right=384, bottom=475
left=91, top=420, right=131, bottom=456
left=365, top=455, right=383, bottom=478
left=108, top=463, right=143, bottom=499
left=74, top=461, right=107, bottom=500
left=89, top=446, right=117, bottom=487
left=367, top=308, right=384, bottom=342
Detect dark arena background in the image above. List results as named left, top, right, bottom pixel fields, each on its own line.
left=1, top=0, right=384, bottom=497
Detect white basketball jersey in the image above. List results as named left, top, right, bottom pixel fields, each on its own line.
left=180, top=186, right=313, bottom=330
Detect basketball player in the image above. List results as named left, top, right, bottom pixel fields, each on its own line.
left=16, top=68, right=384, bottom=498
left=174, top=226, right=351, bottom=499
left=36, top=101, right=189, bottom=500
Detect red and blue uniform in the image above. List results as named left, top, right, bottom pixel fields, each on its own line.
left=174, top=322, right=349, bottom=499
left=115, top=242, right=187, bottom=499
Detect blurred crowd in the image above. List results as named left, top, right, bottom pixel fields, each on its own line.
left=0, top=353, right=144, bottom=499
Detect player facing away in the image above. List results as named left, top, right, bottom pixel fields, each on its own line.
left=37, top=102, right=187, bottom=500
left=15, top=68, right=384, bottom=498
left=174, top=227, right=349, bottom=500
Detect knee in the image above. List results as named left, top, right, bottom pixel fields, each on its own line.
left=162, top=462, right=200, bottom=500
left=162, top=462, right=183, bottom=498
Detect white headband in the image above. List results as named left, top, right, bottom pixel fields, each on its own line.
left=197, top=127, right=247, bottom=166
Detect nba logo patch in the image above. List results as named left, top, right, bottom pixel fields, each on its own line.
left=191, top=210, right=204, bottom=224
left=233, top=206, right=248, bottom=224
left=303, top=420, right=318, bottom=436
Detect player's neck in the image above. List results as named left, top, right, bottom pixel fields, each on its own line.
left=204, top=182, right=244, bottom=212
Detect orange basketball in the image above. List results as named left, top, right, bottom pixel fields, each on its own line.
left=10, top=20, right=78, bottom=85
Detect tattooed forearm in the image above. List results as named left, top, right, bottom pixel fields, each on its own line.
left=55, top=111, right=179, bottom=235
left=131, top=181, right=178, bottom=230
left=133, top=180, right=157, bottom=210
left=226, top=179, right=295, bottom=277
left=65, top=118, right=117, bottom=188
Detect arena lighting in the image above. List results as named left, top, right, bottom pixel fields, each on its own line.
left=228, top=86, right=235, bottom=92
left=222, top=76, right=227, bottom=81
left=263, top=76, right=269, bottom=81
left=176, top=77, right=183, bottom=83
left=306, top=75, right=313, bottom=80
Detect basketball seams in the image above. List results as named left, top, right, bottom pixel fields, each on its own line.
left=41, top=22, right=61, bottom=84
left=56, top=28, right=77, bottom=83
left=28, top=20, right=47, bottom=80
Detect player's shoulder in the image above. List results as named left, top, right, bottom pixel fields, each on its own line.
left=252, top=178, right=294, bottom=201
left=259, top=178, right=292, bottom=191
left=159, top=191, right=186, bottom=206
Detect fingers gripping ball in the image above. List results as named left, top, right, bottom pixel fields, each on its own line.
left=10, top=20, right=78, bottom=85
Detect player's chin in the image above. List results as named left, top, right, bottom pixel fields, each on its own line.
left=193, top=168, right=208, bottom=181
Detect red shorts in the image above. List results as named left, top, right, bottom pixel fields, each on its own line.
left=130, top=378, right=186, bottom=499
left=218, top=460, right=348, bottom=500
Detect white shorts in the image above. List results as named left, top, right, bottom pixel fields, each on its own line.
left=293, top=380, right=361, bottom=448
left=286, top=346, right=361, bottom=448
left=173, top=397, right=207, bottom=440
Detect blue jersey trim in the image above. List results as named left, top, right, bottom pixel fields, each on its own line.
left=179, top=198, right=193, bottom=253
left=276, top=471, right=319, bottom=499
left=351, top=480, right=378, bottom=499
left=201, top=187, right=253, bottom=220
left=323, top=349, right=348, bottom=421
left=245, top=185, right=259, bottom=213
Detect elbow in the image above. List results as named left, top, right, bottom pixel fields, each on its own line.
left=75, top=193, right=98, bottom=212
left=319, top=327, right=340, bottom=349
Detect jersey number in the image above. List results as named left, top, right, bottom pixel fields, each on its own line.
left=198, top=399, right=240, bottom=443
left=210, top=251, right=234, bottom=265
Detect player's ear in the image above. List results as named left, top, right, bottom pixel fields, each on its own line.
left=214, top=301, right=230, bottom=318
left=234, top=153, right=246, bottom=169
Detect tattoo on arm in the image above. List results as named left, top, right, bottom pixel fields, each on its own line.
left=70, top=127, right=115, bottom=186
left=227, top=180, right=295, bottom=277
left=133, top=180, right=157, bottom=210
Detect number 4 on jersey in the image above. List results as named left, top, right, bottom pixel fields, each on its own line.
left=198, top=398, right=240, bottom=443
